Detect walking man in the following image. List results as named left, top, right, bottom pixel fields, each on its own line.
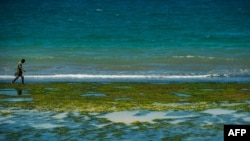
left=12, top=59, right=26, bottom=84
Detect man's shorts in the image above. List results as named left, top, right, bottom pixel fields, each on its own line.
left=15, top=71, right=23, bottom=77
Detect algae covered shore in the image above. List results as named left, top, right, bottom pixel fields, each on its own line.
left=1, top=82, right=249, bottom=112
left=1, top=82, right=250, bottom=140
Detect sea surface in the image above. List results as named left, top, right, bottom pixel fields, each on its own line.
left=0, top=0, right=249, bottom=82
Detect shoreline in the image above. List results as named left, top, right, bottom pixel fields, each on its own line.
left=1, top=82, right=249, bottom=112
left=1, top=74, right=250, bottom=84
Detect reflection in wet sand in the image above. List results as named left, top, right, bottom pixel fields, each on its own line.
left=0, top=89, right=28, bottom=96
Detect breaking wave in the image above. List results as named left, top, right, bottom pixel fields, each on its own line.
left=1, top=74, right=249, bottom=83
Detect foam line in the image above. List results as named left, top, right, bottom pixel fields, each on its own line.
left=0, top=74, right=210, bottom=80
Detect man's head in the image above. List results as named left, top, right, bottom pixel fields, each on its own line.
left=21, top=59, right=25, bottom=63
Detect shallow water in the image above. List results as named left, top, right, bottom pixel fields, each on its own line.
left=0, top=89, right=28, bottom=96
left=0, top=98, right=33, bottom=102
left=199, top=88, right=224, bottom=91
left=98, top=110, right=199, bottom=124
left=1, top=106, right=249, bottom=141
left=114, top=86, right=133, bottom=89
left=172, top=92, right=192, bottom=97
left=201, top=109, right=236, bottom=116
left=81, top=93, right=107, bottom=97
left=114, top=97, right=132, bottom=101
left=241, top=88, right=250, bottom=91
left=0, top=89, right=32, bottom=102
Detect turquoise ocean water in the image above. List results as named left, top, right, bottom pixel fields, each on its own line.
left=0, top=0, right=249, bottom=82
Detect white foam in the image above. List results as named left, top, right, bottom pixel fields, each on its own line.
left=0, top=74, right=210, bottom=79
left=1, top=73, right=248, bottom=83
left=172, top=55, right=215, bottom=59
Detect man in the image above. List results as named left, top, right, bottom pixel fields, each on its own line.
left=12, top=59, right=26, bottom=84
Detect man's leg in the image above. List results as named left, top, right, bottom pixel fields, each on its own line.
left=21, top=76, right=25, bottom=84
left=12, top=76, right=19, bottom=84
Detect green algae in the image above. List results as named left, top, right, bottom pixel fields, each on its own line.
left=0, top=83, right=249, bottom=112
left=53, top=127, right=70, bottom=135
